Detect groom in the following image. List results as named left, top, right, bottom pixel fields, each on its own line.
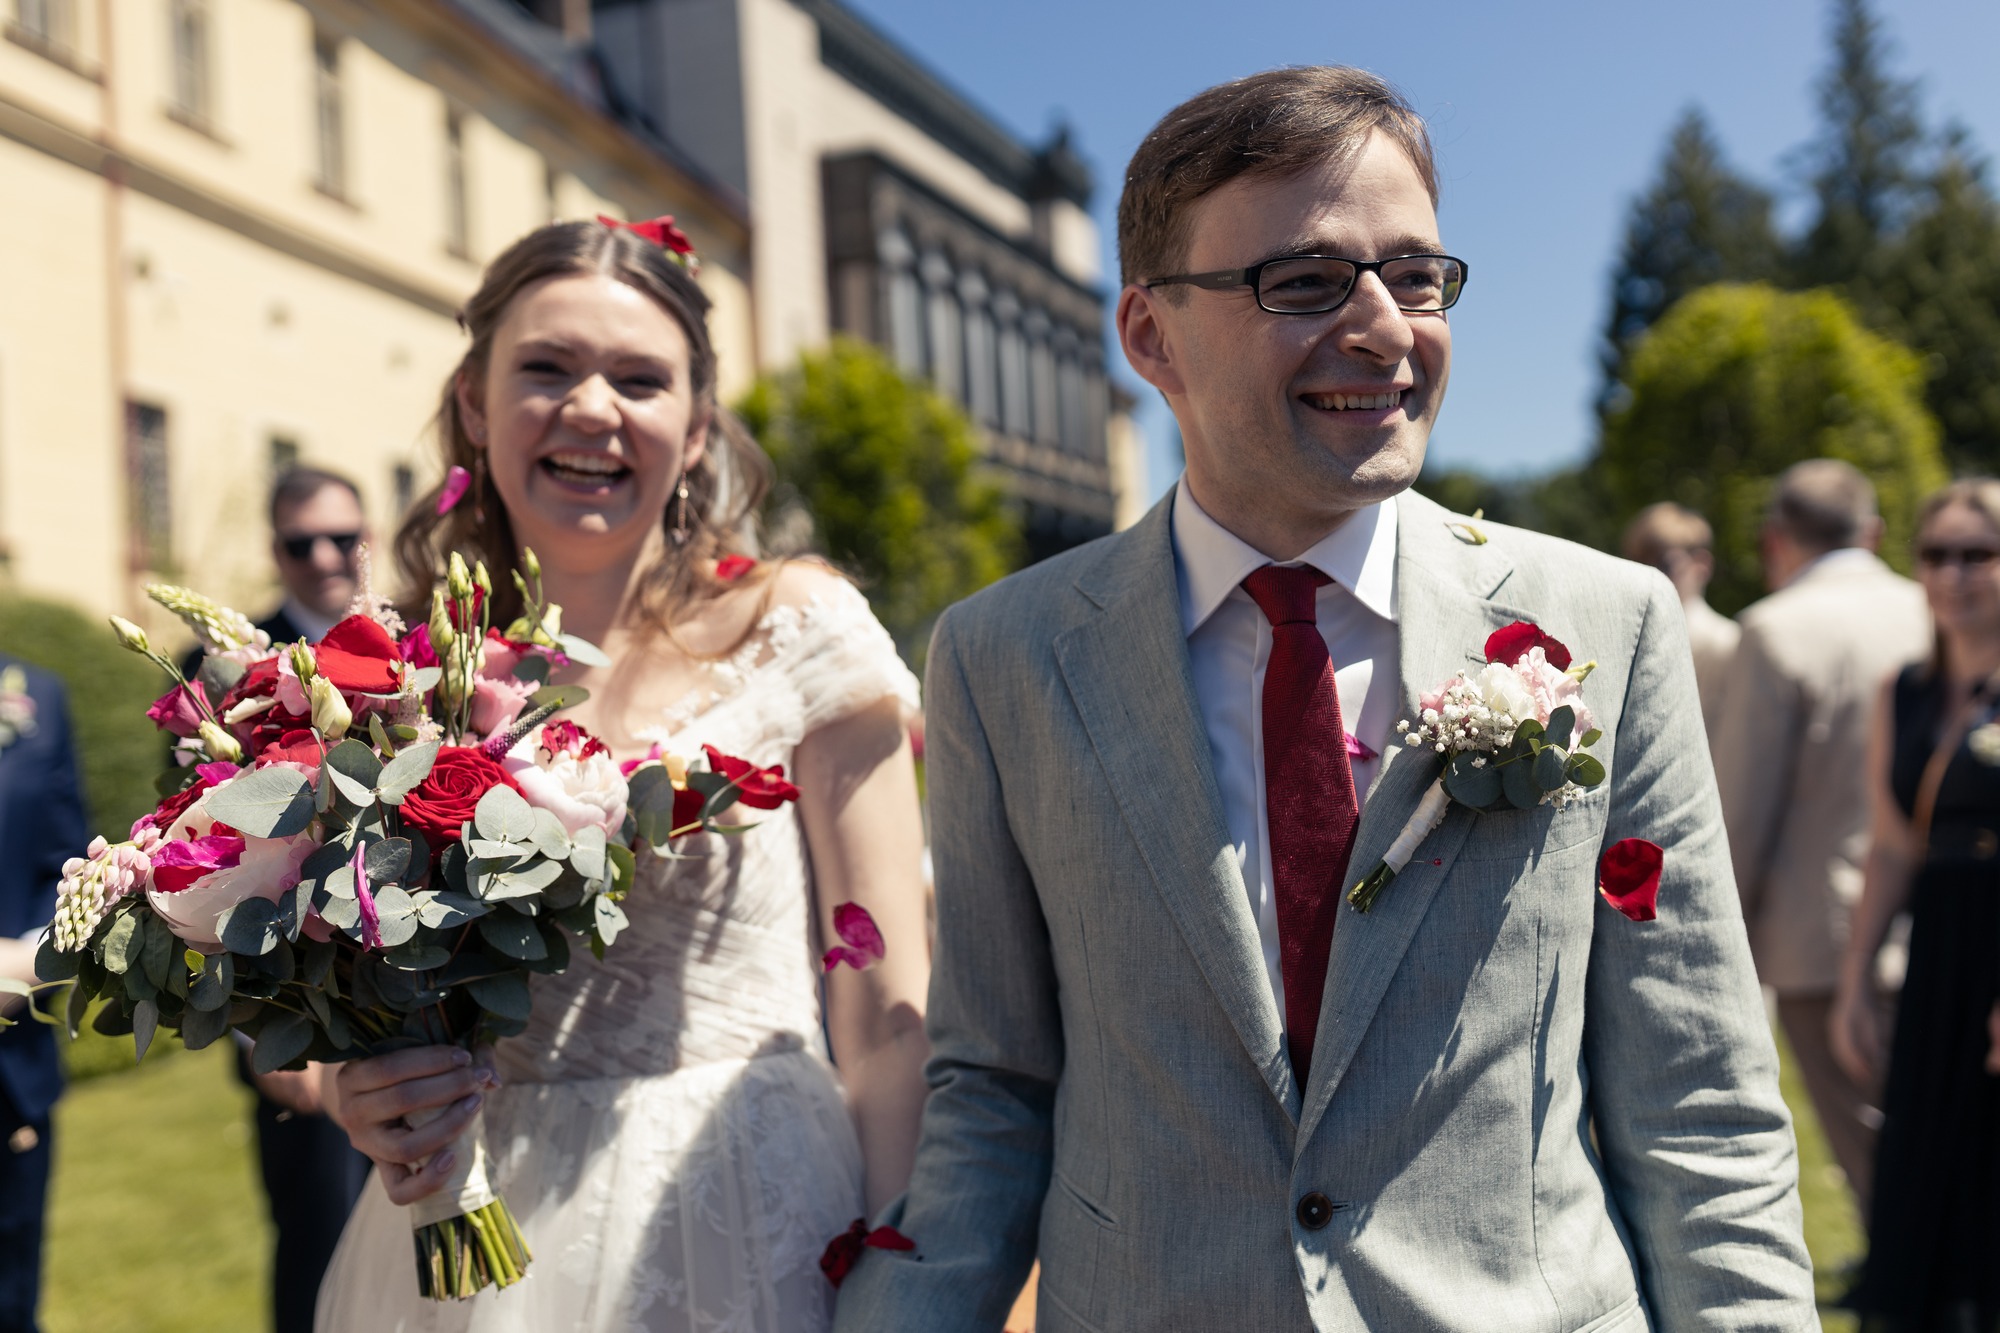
left=833, top=68, right=1815, bottom=1331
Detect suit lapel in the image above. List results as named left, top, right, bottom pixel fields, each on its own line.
left=1053, top=497, right=1298, bottom=1119
left=1297, top=492, right=1534, bottom=1144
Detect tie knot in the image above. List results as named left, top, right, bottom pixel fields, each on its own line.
left=1242, top=564, right=1330, bottom=627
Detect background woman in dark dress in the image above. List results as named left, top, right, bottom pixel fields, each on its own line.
left=1833, top=477, right=2000, bottom=1332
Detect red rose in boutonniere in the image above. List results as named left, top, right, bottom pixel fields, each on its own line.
left=1348, top=622, right=1607, bottom=913
left=1598, top=838, right=1663, bottom=921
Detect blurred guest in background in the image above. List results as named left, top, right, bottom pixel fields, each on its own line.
left=1834, top=478, right=2000, bottom=1331
left=1711, top=459, right=1929, bottom=1213
left=0, top=654, right=89, bottom=1333
left=198, top=466, right=373, bottom=1333
left=1621, top=501, right=1738, bottom=739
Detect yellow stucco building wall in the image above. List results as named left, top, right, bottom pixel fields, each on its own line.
left=0, top=0, right=752, bottom=631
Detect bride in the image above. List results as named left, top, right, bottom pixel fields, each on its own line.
left=313, top=217, right=933, bottom=1331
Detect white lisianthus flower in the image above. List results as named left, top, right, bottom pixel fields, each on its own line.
left=503, top=723, right=628, bottom=837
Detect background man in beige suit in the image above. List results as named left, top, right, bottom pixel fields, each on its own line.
left=1623, top=503, right=1739, bottom=741
left=1712, top=458, right=1930, bottom=1211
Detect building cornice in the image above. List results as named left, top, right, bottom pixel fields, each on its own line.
left=793, top=0, right=1091, bottom=209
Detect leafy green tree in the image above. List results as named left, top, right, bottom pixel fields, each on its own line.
left=1791, top=0, right=1927, bottom=292
left=0, top=594, right=167, bottom=840
left=1598, top=109, right=1780, bottom=416
left=1600, top=283, right=1947, bottom=613
left=1864, top=130, right=2000, bottom=472
left=737, top=338, right=1023, bottom=659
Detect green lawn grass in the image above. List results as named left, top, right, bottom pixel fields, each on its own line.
left=31, top=1018, right=1863, bottom=1330
left=43, top=1043, right=270, bottom=1333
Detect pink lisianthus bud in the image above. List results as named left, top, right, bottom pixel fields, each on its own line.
left=350, top=842, right=382, bottom=950
left=146, top=685, right=207, bottom=738
left=1515, top=647, right=1596, bottom=737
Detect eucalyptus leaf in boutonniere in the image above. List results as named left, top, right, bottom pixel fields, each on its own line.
left=1348, top=622, right=1607, bottom=913
left=0, top=665, right=37, bottom=753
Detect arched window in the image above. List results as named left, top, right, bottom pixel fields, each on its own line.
left=995, top=289, right=1030, bottom=438
left=879, top=227, right=925, bottom=377
left=922, top=250, right=962, bottom=402
left=960, top=270, right=998, bottom=428
left=1025, top=308, right=1059, bottom=447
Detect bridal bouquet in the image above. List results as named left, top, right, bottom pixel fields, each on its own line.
left=1348, top=621, right=1606, bottom=913
left=31, top=550, right=799, bottom=1301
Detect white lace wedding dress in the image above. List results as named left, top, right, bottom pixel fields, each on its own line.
left=316, top=580, right=919, bottom=1333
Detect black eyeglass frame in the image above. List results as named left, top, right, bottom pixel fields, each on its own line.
left=1144, top=252, right=1470, bottom=315
left=277, top=531, right=363, bottom=561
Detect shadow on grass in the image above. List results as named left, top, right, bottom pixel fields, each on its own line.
left=1772, top=1021, right=1865, bottom=1332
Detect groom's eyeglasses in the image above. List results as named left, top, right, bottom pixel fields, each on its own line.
left=278, top=531, right=362, bottom=561
left=1145, top=253, right=1468, bottom=315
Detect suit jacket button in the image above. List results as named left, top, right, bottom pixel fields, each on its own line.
left=1296, top=1191, right=1334, bottom=1231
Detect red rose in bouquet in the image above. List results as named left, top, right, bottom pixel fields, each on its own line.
left=399, top=746, right=524, bottom=845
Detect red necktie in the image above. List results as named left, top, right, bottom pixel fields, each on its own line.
left=1242, top=564, right=1360, bottom=1089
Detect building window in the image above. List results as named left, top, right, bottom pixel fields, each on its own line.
left=922, top=253, right=962, bottom=403
left=168, top=0, right=211, bottom=129
left=393, top=464, right=415, bottom=518
left=880, top=228, right=924, bottom=377
left=12, top=0, right=76, bottom=55
left=1057, top=344, right=1088, bottom=456
left=444, top=109, right=470, bottom=257
left=995, top=292, right=1030, bottom=438
left=960, top=272, right=998, bottom=428
left=1025, top=309, right=1060, bottom=447
left=268, top=435, right=299, bottom=476
left=126, top=401, right=171, bottom=571
left=313, top=34, right=345, bottom=197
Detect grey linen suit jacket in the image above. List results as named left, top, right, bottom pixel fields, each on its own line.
left=833, top=489, right=1816, bottom=1333
left=1711, top=552, right=1929, bottom=995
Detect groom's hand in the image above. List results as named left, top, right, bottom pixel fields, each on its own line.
left=329, top=1044, right=500, bottom=1205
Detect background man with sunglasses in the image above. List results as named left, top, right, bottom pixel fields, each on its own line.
left=835, top=66, right=1813, bottom=1332
left=178, top=465, right=373, bottom=1333
left=1713, top=458, right=1930, bottom=1219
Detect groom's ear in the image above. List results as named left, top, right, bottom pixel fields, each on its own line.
left=1117, top=284, right=1189, bottom=400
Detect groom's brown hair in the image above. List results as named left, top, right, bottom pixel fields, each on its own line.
left=1117, top=66, right=1437, bottom=291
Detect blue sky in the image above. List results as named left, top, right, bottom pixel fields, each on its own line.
left=841, top=0, right=2000, bottom=503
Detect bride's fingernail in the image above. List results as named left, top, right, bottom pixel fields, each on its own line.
left=458, top=1093, right=483, bottom=1112
left=451, top=1049, right=471, bottom=1067
left=433, top=1151, right=457, bottom=1174
left=477, top=1068, right=502, bottom=1089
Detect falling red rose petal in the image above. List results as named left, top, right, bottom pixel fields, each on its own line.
left=1483, top=621, right=1573, bottom=672
left=818, top=1219, right=917, bottom=1289
left=715, top=554, right=756, bottom=582
left=1598, top=837, right=1663, bottom=921
left=822, top=902, right=885, bottom=972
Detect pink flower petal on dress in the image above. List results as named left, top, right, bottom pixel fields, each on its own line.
left=821, top=903, right=886, bottom=972
left=1345, top=733, right=1378, bottom=762
left=437, top=465, right=472, bottom=516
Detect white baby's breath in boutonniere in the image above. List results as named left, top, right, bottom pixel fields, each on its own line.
left=1968, top=721, right=2000, bottom=767
left=0, top=665, right=37, bottom=753
left=1348, top=622, right=1607, bottom=913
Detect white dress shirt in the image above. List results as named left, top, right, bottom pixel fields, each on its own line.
left=1171, top=476, right=1401, bottom=1028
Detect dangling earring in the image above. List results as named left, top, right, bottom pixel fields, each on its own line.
left=671, top=474, right=690, bottom=546
left=472, top=452, right=488, bottom=525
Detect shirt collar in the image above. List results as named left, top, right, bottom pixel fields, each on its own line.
left=1170, top=474, right=1398, bottom=636
left=1788, top=546, right=1883, bottom=588
left=281, top=596, right=341, bottom=644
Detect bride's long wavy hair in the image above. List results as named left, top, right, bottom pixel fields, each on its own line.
left=393, top=220, right=774, bottom=639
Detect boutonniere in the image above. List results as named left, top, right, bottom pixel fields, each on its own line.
left=1348, top=622, right=1605, bottom=913
left=0, top=666, right=37, bottom=753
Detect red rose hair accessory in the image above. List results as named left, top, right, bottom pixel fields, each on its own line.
left=818, top=1218, right=917, bottom=1289
left=595, top=214, right=699, bottom=273
left=1598, top=838, right=1663, bottom=921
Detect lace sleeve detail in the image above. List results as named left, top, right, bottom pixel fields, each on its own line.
left=786, top=579, right=920, bottom=738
